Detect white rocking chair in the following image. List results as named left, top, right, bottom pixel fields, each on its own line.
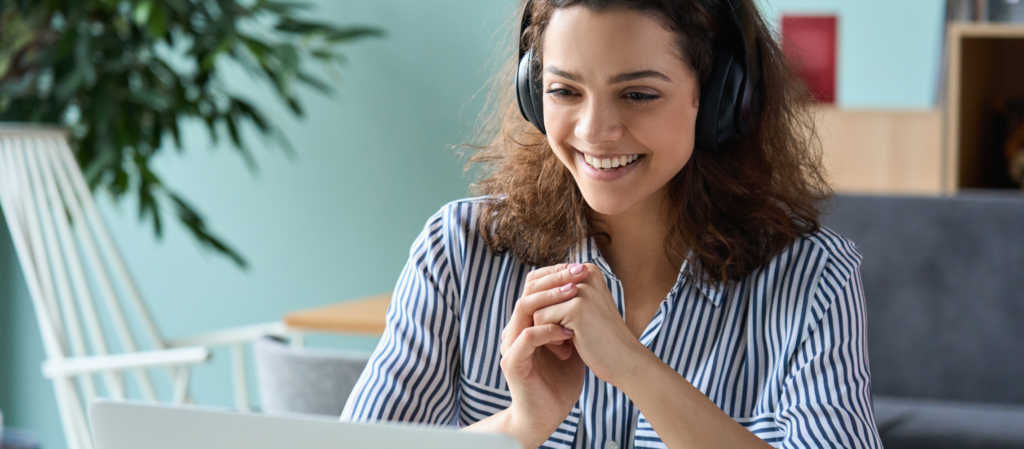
left=0, top=125, right=294, bottom=449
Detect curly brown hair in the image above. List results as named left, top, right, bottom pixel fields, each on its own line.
left=465, top=0, right=832, bottom=285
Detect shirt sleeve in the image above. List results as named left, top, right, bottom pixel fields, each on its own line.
left=340, top=209, right=461, bottom=425
left=775, top=264, right=884, bottom=449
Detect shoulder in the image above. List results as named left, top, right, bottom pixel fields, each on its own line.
left=413, top=195, right=501, bottom=275
left=801, top=225, right=863, bottom=284
left=743, top=226, right=864, bottom=342
left=758, top=225, right=862, bottom=291
left=422, top=195, right=496, bottom=247
left=794, top=226, right=865, bottom=340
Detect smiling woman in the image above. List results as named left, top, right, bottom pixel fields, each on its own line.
left=340, top=1, right=882, bottom=448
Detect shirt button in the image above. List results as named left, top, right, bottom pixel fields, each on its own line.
left=605, top=442, right=619, bottom=449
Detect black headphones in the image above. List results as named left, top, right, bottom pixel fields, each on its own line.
left=515, top=0, right=764, bottom=152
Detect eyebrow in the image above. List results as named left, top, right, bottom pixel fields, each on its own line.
left=544, top=65, right=673, bottom=84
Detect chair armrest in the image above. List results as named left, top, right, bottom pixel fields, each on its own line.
left=42, top=347, right=210, bottom=378
left=166, top=321, right=289, bottom=348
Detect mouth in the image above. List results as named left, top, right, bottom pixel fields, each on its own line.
left=580, top=151, right=645, bottom=171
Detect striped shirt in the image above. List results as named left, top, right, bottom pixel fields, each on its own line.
left=341, top=197, right=882, bottom=449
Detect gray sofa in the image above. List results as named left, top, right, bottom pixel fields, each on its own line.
left=822, top=192, right=1024, bottom=448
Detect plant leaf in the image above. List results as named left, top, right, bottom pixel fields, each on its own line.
left=168, top=192, right=249, bottom=269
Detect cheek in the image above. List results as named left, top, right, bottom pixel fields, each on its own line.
left=544, top=107, right=577, bottom=163
left=636, top=104, right=698, bottom=164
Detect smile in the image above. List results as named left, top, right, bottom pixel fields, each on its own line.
left=582, top=153, right=643, bottom=171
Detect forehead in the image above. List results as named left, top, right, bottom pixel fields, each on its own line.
left=540, top=6, right=685, bottom=79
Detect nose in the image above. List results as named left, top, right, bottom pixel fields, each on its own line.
left=574, top=97, right=623, bottom=145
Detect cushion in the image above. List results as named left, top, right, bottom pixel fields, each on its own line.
left=875, top=395, right=1024, bottom=449
left=821, top=193, right=1024, bottom=403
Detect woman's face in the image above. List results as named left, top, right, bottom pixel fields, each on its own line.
left=541, top=6, right=700, bottom=217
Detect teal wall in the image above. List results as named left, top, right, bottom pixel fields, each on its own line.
left=0, top=1, right=944, bottom=447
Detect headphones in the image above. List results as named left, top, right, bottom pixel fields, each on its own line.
left=515, top=0, right=764, bottom=152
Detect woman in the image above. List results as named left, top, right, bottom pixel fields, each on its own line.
left=341, top=0, right=882, bottom=448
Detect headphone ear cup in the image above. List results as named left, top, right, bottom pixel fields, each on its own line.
left=516, top=51, right=535, bottom=127
left=515, top=48, right=547, bottom=135
left=696, top=48, right=744, bottom=152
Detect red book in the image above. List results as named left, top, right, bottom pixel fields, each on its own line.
left=781, top=15, right=837, bottom=104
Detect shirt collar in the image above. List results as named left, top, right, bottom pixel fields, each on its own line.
left=569, top=237, right=727, bottom=307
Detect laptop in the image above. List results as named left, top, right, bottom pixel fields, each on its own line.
left=89, top=401, right=521, bottom=449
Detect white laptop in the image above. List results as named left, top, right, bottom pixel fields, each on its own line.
left=89, top=401, right=521, bottom=449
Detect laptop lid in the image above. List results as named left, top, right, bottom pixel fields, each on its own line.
left=89, top=401, right=521, bottom=449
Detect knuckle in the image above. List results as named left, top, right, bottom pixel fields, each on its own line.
left=570, top=298, right=584, bottom=314
left=522, top=327, right=538, bottom=340
left=556, top=269, right=569, bottom=283
left=547, top=288, right=561, bottom=301
left=516, top=296, right=532, bottom=314
left=523, top=279, right=536, bottom=295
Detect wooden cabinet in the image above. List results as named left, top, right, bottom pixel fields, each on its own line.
left=816, top=107, right=943, bottom=195
left=945, top=22, right=1024, bottom=191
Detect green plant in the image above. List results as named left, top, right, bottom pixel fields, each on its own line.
left=0, top=0, right=383, bottom=267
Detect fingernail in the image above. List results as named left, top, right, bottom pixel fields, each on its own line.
left=562, top=328, right=574, bottom=336
left=569, top=264, right=584, bottom=275
left=560, top=283, right=573, bottom=292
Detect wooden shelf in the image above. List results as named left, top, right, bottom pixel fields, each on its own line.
left=945, top=22, right=1024, bottom=191
left=949, top=22, right=1024, bottom=38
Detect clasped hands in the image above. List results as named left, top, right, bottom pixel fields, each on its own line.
left=496, top=263, right=648, bottom=448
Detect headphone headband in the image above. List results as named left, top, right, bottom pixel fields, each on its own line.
left=519, top=0, right=535, bottom=61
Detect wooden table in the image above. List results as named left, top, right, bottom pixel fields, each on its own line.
left=283, top=292, right=392, bottom=335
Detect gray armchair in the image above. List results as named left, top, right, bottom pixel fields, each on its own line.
left=253, top=337, right=370, bottom=417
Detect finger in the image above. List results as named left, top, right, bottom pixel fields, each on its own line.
left=510, top=263, right=588, bottom=333
left=503, top=264, right=588, bottom=355
left=500, top=324, right=575, bottom=379
left=545, top=341, right=572, bottom=361
left=532, top=298, right=579, bottom=330
left=524, top=263, right=589, bottom=296
left=524, top=263, right=569, bottom=285
left=504, top=282, right=577, bottom=354
left=578, top=263, right=607, bottom=288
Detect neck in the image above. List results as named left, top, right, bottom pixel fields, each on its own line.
left=589, top=187, right=679, bottom=283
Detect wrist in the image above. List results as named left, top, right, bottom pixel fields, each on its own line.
left=505, top=407, right=558, bottom=449
left=612, top=343, right=663, bottom=394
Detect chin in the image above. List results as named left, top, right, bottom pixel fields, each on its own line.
left=581, top=193, right=635, bottom=217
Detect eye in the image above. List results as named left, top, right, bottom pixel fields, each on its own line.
left=545, top=88, right=577, bottom=102
left=625, top=92, right=660, bottom=105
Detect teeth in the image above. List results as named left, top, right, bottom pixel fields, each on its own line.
left=582, top=153, right=641, bottom=171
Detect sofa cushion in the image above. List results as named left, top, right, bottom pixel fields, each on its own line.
left=875, top=395, right=1024, bottom=449
left=821, top=193, right=1024, bottom=404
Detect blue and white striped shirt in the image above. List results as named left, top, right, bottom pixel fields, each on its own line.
left=341, top=197, right=882, bottom=449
